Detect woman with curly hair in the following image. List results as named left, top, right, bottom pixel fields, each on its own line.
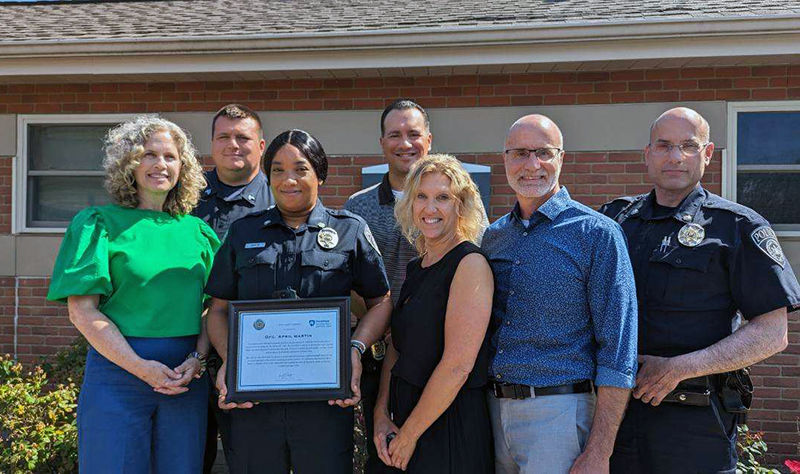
left=47, top=116, right=220, bottom=473
left=373, top=154, right=495, bottom=473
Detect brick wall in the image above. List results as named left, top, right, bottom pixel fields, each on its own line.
left=0, top=65, right=799, bottom=114
left=0, top=65, right=797, bottom=464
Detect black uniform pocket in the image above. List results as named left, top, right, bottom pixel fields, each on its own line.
left=300, top=250, right=351, bottom=297
left=235, top=249, right=279, bottom=299
left=647, top=246, right=715, bottom=309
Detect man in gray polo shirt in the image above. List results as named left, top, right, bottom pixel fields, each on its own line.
left=344, top=98, right=432, bottom=473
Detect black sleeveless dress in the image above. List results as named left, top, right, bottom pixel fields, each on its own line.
left=387, top=241, right=494, bottom=474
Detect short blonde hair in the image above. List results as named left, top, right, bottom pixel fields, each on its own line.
left=103, top=116, right=205, bottom=215
left=395, top=154, right=484, bottom=254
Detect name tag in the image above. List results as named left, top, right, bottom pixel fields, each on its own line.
left=244, top=242, right=266, bottom=249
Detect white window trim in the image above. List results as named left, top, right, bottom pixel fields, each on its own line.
left=725, top=101, right=800, bottom=238
left=14, top=114, right=138, bottom=234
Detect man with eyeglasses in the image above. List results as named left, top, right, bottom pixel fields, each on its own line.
left=482, top=114, right=638, bottom=473
left=601, top=107, right=800, bottom=473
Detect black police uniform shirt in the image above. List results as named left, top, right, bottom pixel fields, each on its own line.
left=205, top=200, right=390, bottom=301
left=600, top=186, right=800, bottom=358
left=192, top=169, right=275, bottom=239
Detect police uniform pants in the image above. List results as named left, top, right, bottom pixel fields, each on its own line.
left=77, top=336, right=208, bottom=474
left=227, top=401, right=353, bottom=474
left=361, top=352, right=384, bottom=474
left=610, top=396, right=737, bottom=474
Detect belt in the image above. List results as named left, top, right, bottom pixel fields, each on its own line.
left=491, top=380, right=593, bottom=399
left=661, top=375, right=715, bottom=407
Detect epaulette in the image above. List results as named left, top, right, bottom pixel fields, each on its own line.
left=701, top=195, right=762, bottom=221
left=602, top=193, right=647, bottom=224
left=327, top=208, right=360, bottom=220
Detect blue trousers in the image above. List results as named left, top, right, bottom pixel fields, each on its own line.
left=78, top=336, right=208, bottom=474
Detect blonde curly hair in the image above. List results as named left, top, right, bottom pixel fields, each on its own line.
left=395, top=154, right=484, bottom=254
left=103, top=116, right=205, bottom=215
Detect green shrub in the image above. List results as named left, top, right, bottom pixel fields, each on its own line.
left=736, top=424, right=779, bottom=474
left=0, top=354, right=79, bottom=473
left=40, top=337, right=88, bottom=387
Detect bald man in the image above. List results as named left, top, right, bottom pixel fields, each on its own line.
left=601, top=107, right=800, bottom=473
left=482, top=114, right=638, bottom=473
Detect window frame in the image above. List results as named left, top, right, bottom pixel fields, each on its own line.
left=14, top=114, right=138, bottom=234
left=725, top=101, right=800, bottom=238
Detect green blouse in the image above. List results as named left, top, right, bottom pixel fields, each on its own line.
left=47, top=205, right=221, bottom=338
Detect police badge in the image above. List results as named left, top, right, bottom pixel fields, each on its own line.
left=317, top=227, right=339, bottom=249
left=677, top=223, right=705, bottom=247
left=751, top=226, right=785, bottom=268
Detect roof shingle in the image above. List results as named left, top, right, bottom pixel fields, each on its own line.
left=0, top=0, right=798, bottom=43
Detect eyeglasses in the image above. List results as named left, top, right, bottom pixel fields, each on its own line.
left=649, top=141, right=708, bottom=156
left=503, top=147, right=563, bottom=162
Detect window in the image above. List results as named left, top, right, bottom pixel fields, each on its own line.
left=15, top=114, right=135, bottom=233
left=726, top=102, right=800, bottom=236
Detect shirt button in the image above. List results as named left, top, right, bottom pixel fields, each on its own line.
left=498, top=349, right=504, bottom=354
left=676, top=258, right=682, bottom=264
left=522, top=232, right=528, bottom=236
left=514, top=260, right=520, bottom=265
left=509, top=290, right=515, bottom=296
left=496, top=374, right=502, bottom=379
left=505, top=321, right=511, bottom=326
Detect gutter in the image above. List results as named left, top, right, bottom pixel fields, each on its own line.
left=0, top=14, right=799, bottom=58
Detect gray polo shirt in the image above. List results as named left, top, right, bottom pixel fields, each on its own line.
left=344, top=173, right=416, bottom=305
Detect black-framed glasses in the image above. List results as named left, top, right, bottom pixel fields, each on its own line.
left=649, top=141, right=708, bottom=156
left=503, top=147, right=563, bottom=162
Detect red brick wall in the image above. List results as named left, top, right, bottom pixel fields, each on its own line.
left=0, top=65, right=798, bottom=114
left=0, top=277, right=78, bottom=366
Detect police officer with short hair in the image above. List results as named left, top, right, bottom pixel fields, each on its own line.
left=192, top=104, right=274, bottom=473
left=601, top=107, right=800, bottom=473
left=205, top=129, right=392, bottom=474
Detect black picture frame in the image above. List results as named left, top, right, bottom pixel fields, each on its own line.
left=224, top=296, right=351, bottom=403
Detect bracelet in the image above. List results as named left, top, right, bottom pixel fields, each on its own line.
left=350, top=339, right=367, bottom=356
left=186, top=351, right=207, bottom=376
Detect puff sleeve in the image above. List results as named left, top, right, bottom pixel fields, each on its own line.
left=46, top=208, right=113, bottom=303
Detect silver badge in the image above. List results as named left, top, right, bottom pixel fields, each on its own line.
left=677, top=223, right=705, bottom=247
left=364, top=226, right=381, bottom=255
left=751, top=226, right=785, bottom=268
left=317, top=227, right=339, bottom=249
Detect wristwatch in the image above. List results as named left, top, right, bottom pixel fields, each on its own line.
left=186, top=351, right=207, bottom=377
left=350, top=339, right=367, bottom=356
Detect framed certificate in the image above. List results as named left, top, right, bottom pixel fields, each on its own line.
left=224, top=297, right=351, bottom=403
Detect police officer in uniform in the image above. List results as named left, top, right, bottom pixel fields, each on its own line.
left=191, top=104, right=274, bottom=473
left=205, top=129, right=392, bottom=474
left=601, top=107, right=800, bottom=473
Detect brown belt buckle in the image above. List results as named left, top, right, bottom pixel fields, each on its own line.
left=370, top=340, right=386, bottom=360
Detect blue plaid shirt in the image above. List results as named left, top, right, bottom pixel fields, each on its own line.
left=482, top=187, right=637, bottom=389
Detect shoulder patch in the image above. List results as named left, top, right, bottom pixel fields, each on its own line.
left=751, top=226, right=785, bottom=268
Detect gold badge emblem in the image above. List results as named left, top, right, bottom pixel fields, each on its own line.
left=317, top=227, right=339, bottom=249
left=677, top=223, right=705, bottom=247
left=370, top=340, right=386, bottom=361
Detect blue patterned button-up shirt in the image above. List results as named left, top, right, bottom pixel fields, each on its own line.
left=482, top=187, right=637, bottom=389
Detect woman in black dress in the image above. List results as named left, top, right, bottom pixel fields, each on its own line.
left=373, top=154, right=494, bottom=473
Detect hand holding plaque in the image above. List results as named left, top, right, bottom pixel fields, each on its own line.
left=224, top=297, right=352, bottom=404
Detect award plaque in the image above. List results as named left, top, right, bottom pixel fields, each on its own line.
left=225, top=297, right=351, bottom=403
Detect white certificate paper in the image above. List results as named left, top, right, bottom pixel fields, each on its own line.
left=236, top=308, right=340, bottom=391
